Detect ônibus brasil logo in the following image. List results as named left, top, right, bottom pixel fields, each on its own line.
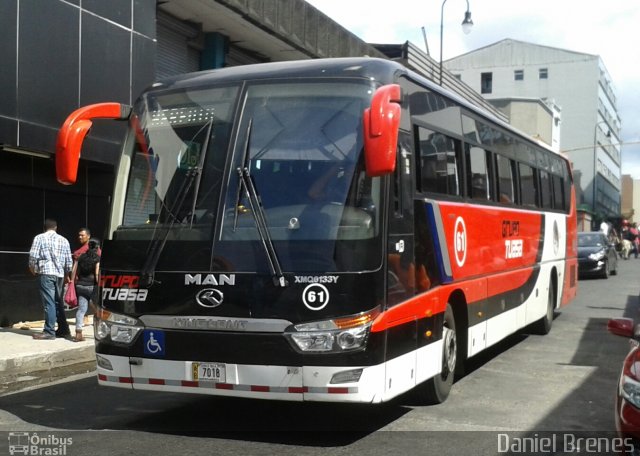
left=8, top=432, right=73, bottom=455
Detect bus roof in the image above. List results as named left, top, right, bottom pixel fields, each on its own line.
left=150, top=56, right=563, bottom=160
left=153, top=57, right=407, bottom=91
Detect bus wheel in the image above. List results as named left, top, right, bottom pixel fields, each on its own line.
left=532, top=283, right=555, bottom=335
left=419, top=304, right=457, bottom=404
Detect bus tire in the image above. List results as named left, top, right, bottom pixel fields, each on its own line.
left=418, top=304, right=457, bottom=404
left=532, top=283, right=555, bottom=335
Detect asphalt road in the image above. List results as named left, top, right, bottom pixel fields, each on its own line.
left=0, top=256, right=638, bottom=455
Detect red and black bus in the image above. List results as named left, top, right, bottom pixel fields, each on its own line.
left=56, top=57, right=577, bottom=403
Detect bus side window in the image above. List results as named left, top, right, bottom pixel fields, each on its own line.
left=518, top=162, right=539, bottom=208
left=415, top=126, right=461, bottom=196
left=465, top=144, right=490, bottom=200
left=540, top=170, right=553, bottom=209
left=552, top=174, right=565, bottom=210
left=495, top=154, right=514, bottom=203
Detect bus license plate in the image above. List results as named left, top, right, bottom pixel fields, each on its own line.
left=192, top=362, right=226, bottom=382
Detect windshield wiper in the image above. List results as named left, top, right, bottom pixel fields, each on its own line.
left=139, top=167, right=198, bottom=287
left=186, top=119, right=214, bottom=227
left=235, top=119, right=288, bottom=287
left=139, top=119, right=213, bottom=288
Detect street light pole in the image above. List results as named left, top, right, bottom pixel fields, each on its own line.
left=439, top=0, right=474, bottom=85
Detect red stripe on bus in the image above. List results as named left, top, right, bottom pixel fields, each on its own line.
left=251, top=385, right=270, bottom=392
left=327, top=387, right=350, bottom=394
left=487, top=267, right=534, bottom=296
left=103, top=375, right=337, bottom=395
left=371, top=265, right=536, bottom=333
left=215, top=383, right=234, bottom=390
left=288, top=386, right=307, bottom=393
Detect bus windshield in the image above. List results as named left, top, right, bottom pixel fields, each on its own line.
left=119, top=85, right=238, bottom=238
left=110, top=79, right=382, bottom=273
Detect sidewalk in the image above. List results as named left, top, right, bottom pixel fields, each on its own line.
left=0, top=317, right=96, bottom=395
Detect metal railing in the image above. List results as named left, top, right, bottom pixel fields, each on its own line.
left=381, top=41, right=508, bottom=124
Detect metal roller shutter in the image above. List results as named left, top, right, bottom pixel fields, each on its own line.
left=156, top=12, right=201, bottom=80
left=226, top=44, right=266, bottom=67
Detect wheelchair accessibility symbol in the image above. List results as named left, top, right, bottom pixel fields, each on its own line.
left=144, top=330, right=165, bottom=357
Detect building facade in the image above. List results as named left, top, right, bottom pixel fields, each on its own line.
left=1, top=0, right=156, bottom=325
left=1, top=0, right=395, bottom=325
left=445, top=39, right=622, bottom=223
left=621, top=174, right=640, bottom=223
left=488, top=97, right=561, bottom=151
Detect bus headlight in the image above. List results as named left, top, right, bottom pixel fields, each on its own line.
left=291, top=332, right=334, bottom=351
left=285, top=308, right=379, bottom=353
left=95, top=308, right=143, bottom=345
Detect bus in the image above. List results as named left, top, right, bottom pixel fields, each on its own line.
left=56, top=57, right=577, bottom=404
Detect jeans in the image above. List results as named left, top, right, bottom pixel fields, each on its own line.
left=56, top=277, right=70, bottom=335
left=75, top=284, right=94, bottom=331
left=38, top=274, right=61, bottom=336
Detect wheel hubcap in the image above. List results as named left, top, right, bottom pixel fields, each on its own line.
left=443, top=326, right=457, bottom=374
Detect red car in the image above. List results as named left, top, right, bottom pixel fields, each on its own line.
left=608, top=318, right=640, bottom=450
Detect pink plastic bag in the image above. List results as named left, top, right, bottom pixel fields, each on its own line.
left=64, top=282, right=78, bottom=309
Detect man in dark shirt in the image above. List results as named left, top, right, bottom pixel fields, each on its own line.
left=73, top=227, right=101, bottom=260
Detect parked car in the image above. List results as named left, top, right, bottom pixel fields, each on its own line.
left=577, top=231, right=617, bottom=278
left=608, top=318, right=640, bottom=453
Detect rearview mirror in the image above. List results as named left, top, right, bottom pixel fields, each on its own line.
left=363, top=84, right=401, bottom=177
left=56, top=103, right=131, bottom=185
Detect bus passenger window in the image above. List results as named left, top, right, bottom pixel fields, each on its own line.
left=495, top=154, right=514, bottom=203
left=552, top=174, right=565, bottom=210
left=519, top=163, right=538, bottom=207
left=466, top=145, right=490, bottom=200
left=540, top=170, right=553, bottom=209
left=415, top=126, right=460, bottom=196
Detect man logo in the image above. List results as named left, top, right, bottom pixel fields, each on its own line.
left=196, top=289, right=224, bottom=308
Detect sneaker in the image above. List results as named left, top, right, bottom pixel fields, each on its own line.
left=33, top=333, right=56, bottom=340
left=55, top=331, right=71, bottom=338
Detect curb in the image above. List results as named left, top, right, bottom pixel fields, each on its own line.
left=0, top=344, right=95, bottom=379
left=0, top=318, right=96, bottom=391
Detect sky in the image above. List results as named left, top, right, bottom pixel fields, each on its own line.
left=306, top=0, right=640, bottom=178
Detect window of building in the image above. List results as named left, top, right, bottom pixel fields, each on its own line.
left=514, top=70, right=524, bottom=81
left=539, top=68, right=548, bottom=79
left=481, top=72, right=493, bottom=94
